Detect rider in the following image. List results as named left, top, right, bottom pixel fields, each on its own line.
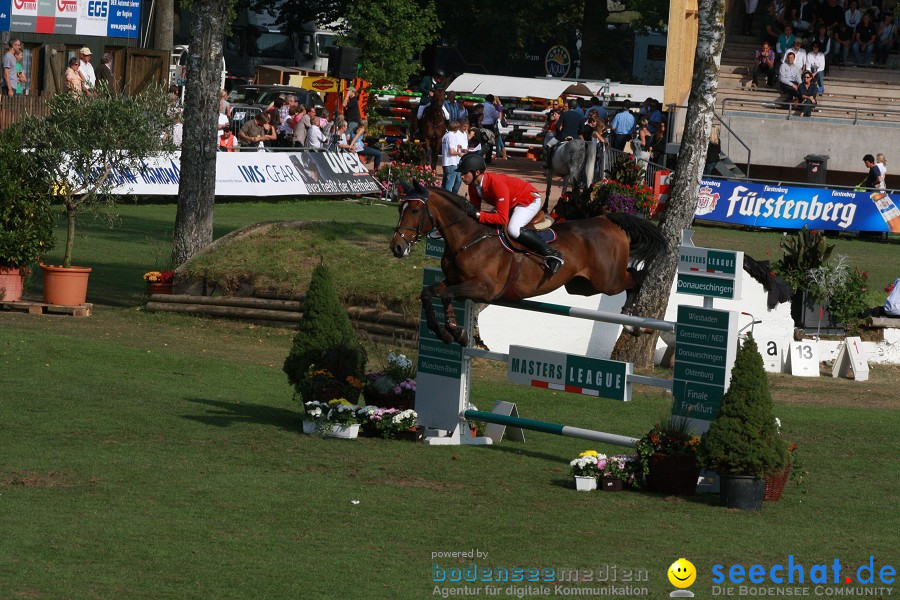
left=416, top=68, right=447, bottom=121
left=457, top=153, right=565, bottom=275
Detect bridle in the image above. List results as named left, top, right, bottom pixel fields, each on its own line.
left=393, top=193, right=472, bottom=248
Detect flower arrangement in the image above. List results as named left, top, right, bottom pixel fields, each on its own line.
left=325, top=399, right=360, bottom=426
left=303, top=400, right=329, bottom=424
left=363, top=351, right=417, bottom=410
left=143, top=270, right=174, bottom=284
left=805, top=255, right=870, bottom=332
left=590, top=179, right=657, bottom=216
left=389, top=138, right=426, bottom=164
left=358, top=406, right=418, bottom=439
left=601, top=454, right=641, bottom=486
left=375, top=161, right=440, bottom=190
left=635, top=417, right=701, bottom=479
left=570, top=450, right=602, bottom=478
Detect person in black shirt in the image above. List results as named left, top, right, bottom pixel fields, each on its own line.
left=853, top=13, right=877, bottom=65
left=862, top=154, right=881, bottom=188
left=343, top=87, right=362, bottom=135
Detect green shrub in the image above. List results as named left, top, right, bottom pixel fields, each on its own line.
left=698, top=337, right=788, bottom=478
left=773, top=226, right=834, bottom=293
left=0, top=127, right=55, bottom=269
left=283, top=264, right=366, bottom=403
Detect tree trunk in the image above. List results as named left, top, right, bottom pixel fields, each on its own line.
left=64, top=204, right=76, bottom=268
left=153, top=0, right=174, bottom=53
left=609, top=0, right=726, bottom=367
left=579, top=0, right=609, bottom=80
left=171, top=0, right=226, bottom=267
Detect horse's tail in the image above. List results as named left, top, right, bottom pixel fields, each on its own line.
left=584, top=141, right=596, bottom=188
left=604, top=212, right=668, bottom=270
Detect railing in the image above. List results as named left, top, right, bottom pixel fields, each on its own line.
left=665, top=104, right=752, bottom=177
left=720, top=97, right=900, bottom=126
left=601, top=145, right=668, bottom=187
left=0, top=95, right=48, bottom=129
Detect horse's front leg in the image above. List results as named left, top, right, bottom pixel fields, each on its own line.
left=438, top=280, right=496, bottom=347
left=421, top=281, right=454, bottom=344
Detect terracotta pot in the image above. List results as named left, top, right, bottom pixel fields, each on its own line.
left=0, top=266, right=24, bottom=302
left=41, top=264, right=92, bottom=306
left=148, top=282, right=174, bottom=295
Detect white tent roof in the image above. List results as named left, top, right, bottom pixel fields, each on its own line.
left=445, top=73, right=595, bottom=100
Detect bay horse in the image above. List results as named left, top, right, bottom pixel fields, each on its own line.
left=390, top=185, right=667, bottom=346
left=419, top=88, right=446, bottom=171
left=544, top=139, right=596, bottom=211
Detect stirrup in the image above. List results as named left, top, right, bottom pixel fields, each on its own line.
left=544, top=254, right=564, bottom=275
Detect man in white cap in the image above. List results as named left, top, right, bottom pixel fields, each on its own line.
left=78, top=47, right=96, bottom=95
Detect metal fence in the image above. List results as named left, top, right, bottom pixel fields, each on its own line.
left=600, top=144, right=668, bottom=187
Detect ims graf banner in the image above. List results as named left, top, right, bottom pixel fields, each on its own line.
left=695, top=179, right=900, bottom=233
left=78, top=151, right=382, bottom=197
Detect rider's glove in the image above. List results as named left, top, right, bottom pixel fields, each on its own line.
left=474, top=211, right=481, bottom=221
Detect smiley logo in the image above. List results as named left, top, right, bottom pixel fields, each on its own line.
left=668, top=558, right=697, bottom=588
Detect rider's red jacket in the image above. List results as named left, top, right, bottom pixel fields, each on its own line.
left=467, top=172, right=540, bottom=226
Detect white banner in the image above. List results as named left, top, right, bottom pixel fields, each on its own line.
left=99, top=150, right=382, bottom=196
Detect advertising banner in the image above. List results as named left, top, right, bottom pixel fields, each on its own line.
left=89, top=150, right=382, bottom=196
left=695, top=179, right=900, bottom=233
left=3, top=0, right=140, bottom=38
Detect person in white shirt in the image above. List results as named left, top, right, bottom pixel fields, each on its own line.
left=876, top=153, right=887, bottom=189
left=77, top=47, right=96, bottom=96
left=778, top=51, right=803, bottom=106
left=788, top=39, right=807, bottom=69
left=307, top=119, right=326, bottom=149
left=804, top=41, right=826, bottom=93
left=441, top=121, right=465, bottom=193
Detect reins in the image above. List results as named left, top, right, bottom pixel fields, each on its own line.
left=394, top=193, right=494, bottom=259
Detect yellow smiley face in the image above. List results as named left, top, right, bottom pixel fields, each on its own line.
left=668, top=558, right=697, bottom=588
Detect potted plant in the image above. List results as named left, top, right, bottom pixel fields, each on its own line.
left=143, top=270, right=175, bottom=296
left=773, top=226, right=835, bottom=328
left=283, top=264, right=367, bottom=405
left=698, top=336, right=789, bottom=510
left=0, top=126, right=55, bottom=302
left=363, top=351, right=417, bottom=410
left=301, top=400, right=329, bottom=434
left=23, top=88, right=175, bottom=305
left=321, top=399, right=361, bottom=439
left=569, top=450, right=601, bottom=491
left=635, top=417, right=702, bottom=495
left=600, top=454, right=640, bottom=491
left=806, top=256, right=870, bottom=334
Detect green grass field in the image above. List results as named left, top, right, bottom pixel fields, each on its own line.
left=2, top=200, right=898, bottom=599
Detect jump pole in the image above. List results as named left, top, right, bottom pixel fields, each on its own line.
left=463, top=409, right=638, bottom=447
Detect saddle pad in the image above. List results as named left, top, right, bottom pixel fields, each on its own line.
left=497, top=227, right=558, bottom=253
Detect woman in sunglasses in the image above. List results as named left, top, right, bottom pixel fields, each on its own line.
left=797, top=71, right=818, bottom=118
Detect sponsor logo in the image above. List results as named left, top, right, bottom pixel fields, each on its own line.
left=696, top=186, right=721, bottom=216
left=311, top=78, right=333, bottom=91
left=13, top=0, right=37, bottom=9
left=545, top=45, right=571, bottom=78
left=57, top=0, right=77, bottom=12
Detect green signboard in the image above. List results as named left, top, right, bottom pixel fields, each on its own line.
left=425, top=237, right=445, bottom=259
left=676, top=242, right=743, bottom=300
left=676, top=274, right=736, bottom=299
left=507, top=345, right=632, bottom=401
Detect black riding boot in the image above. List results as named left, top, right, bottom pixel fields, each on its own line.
left=516, top=228, right=564, bottom=275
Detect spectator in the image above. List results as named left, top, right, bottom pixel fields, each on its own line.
left=753, top=40, right=778, bottom=86
left=171, top=112, right=183, bottom=147
left=762, top=4, right=781, bottom=46
left=294, top=105, right=314, bottom=147
left=777, top=24, right=796, bottom=62
left=805, top=41, right=827, bottom=92
left=96, top=53, right=116, bottom=94
left=792, top=0, right=816, bottom=35
left=2, top=37, right=21, bottom=97
left=306, top=113, right=326, bottom=149
left=789, top=38, right=808, bottom=67
left=646, top=99, right=663, bottom=135
left=610, top=100, right=637, bottom=151
left=218, top=89, right=231, bottom=119
left=343, top=87, right=361, bottom=135
left=634, top=116, right=652, bottom=162
left=277, top=96, right=296, bottom=146
left=834, top=23, right=855, bottom=65
left=333, top=118, right=352, bottom=151
left=876, top=153, right=887, bottom=189
left=742, top=0, right=760, bottom=35
left=818, top=0, right=844, bottom=30
left=218, top=125, right=237, bottom=152
left=461, top=120, right=481, bottom=155
left=441, top=120, right=465, bottom=192
left=861, top=154, right=881, bottom=188
left=853, top=12, right=878, bottom=64
left=65, top=56, right=86, bottom=97
left=797, top=71, right=818, bottom=116
left=319, top=108, right=333, bottom=137
left=350, top=121, right=383, bottom=171
left=77, top=47, right=95, bottom=96
left=216, top=108, right=229, bottom=142
left=813, top=24, right=832, bottom=75
left=443, top=91, right=468, bottom=124
left=239, top=112, right=276, bottom=151
left=778, top=51, right=803, bottom=106
left=876, top=13, right=896, bottom=65
left=845, top=0, right=862, bottom=30
left=14, top=48, right=26, bottom=95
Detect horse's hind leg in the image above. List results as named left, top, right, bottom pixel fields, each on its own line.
left=421, top=282, right=454, bottom=344
left=621, top=267, right=644, bottom=315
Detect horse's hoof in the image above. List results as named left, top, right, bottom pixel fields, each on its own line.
left=456, top=330, right=469, bottom=347
left=438, top=329, right=455, bottom=344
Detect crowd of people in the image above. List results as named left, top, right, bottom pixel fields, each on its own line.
left=749, top=0, right=898, bottom=113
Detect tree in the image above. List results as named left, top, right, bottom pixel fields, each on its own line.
left=339, top=0, right=441, bottom=88
left=25, top=89, right=174, bottom=268
left=610, top=0, right=726, bottom=367
left=171, top=0, right=229, bottom=266
left=153, top=0, right=175, bottom=53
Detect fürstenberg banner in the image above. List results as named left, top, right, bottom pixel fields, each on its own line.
left=695, top=179, right=900, bottom=233
left=0, top=0, right=141, bottom=39
left=97, top=151, right=382, bottom=196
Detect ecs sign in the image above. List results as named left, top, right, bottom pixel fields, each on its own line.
left=83, top=0, right=108, bottom=18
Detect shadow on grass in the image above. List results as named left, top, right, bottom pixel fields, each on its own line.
left=477, top=442, right=567, bottom=464
left=182, top=397, right=300, bottom=433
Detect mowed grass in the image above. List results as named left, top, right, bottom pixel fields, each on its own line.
left=2, top=199, right=899, bottom=598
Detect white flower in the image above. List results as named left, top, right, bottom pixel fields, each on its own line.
left=775, top=417, right=782, bottom=433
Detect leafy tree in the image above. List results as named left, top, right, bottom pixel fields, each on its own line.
left=284, top=264, right=367, bottom=403
left=25, top=89, right=175, bottom=269
left=610, top=0, right=726, bottom=366
left=698, top=337, right=788, bottom=477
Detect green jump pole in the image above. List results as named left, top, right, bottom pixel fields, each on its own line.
left=464, top=410, right=638, bottom=448
left=492, top=299, right=676, bottom=333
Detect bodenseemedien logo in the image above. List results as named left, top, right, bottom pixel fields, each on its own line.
left=669, top=558, right=697, bottom=598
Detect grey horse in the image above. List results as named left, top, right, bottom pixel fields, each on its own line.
left=543, top=140, right=597, bottom=211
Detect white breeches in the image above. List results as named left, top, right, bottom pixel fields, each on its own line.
left=508, top=194, right=543, bottom=238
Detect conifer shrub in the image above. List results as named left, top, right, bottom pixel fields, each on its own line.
left=283, top=264, right=366, bottom=403
left=697, top=336, right=788, bottom=478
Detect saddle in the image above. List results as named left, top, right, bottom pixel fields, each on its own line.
left=497, top=226, right=558, bottom=254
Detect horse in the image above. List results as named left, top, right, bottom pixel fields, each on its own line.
left=390, top=185, right=668, bottom=346
left=419, top=88, right=446, bottom=171
left=544, top=139, right=596, bottom=211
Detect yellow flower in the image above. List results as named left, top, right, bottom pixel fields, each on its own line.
left=578, top=450, right=599, bottom=458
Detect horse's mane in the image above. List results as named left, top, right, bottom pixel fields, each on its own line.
left=430, top=187, right=479, bottom=219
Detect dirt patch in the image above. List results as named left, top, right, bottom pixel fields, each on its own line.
left=0, top=471, right=75, bottom=488
left=768, top=364, right=900, bottom=409
left=381, top=473, right=467, bottom=491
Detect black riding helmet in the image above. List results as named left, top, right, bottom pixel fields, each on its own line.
left=434, top=68, right=446, bottom=78
left=458, top=153, right=486, bottom=174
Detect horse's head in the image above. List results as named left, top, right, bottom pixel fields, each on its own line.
left=391, top=185, right=437, bottom=258
left=433, top=88, right=445, bottom=105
